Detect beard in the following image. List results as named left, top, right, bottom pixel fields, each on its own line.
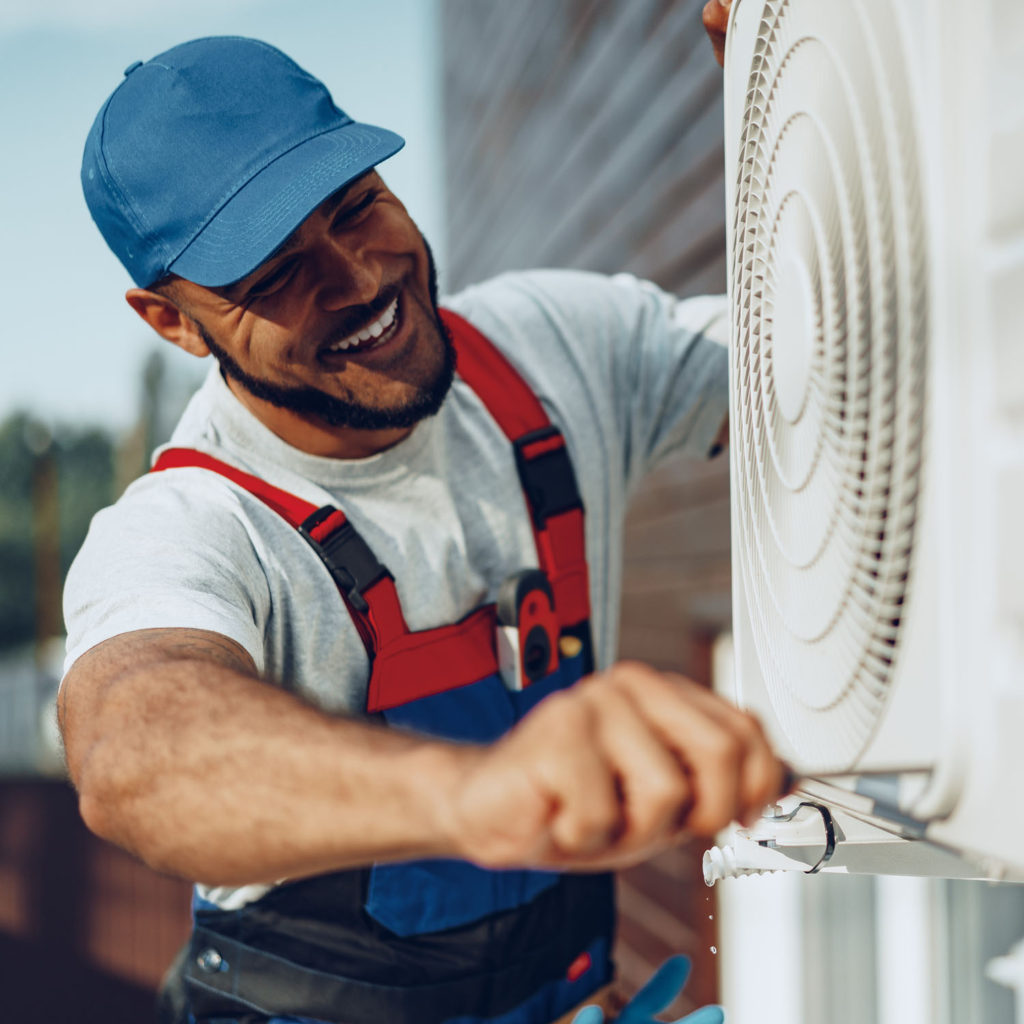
left=198, top=236, right=456, bottom=431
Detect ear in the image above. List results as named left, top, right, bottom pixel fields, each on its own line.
left=125, top=288, right=211, bottom=358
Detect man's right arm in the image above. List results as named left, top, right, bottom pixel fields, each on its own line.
left=59, top=627, right=467, bottom=885
left=60, top=627, right=786, bottom=886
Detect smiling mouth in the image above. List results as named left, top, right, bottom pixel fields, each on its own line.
left=323, top=297, right=401, bottom=356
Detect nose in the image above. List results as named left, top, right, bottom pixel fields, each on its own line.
left=313, top=235, right=382, bottom=312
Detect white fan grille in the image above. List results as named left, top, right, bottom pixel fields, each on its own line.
left=730, top=0, right=928, bottom=767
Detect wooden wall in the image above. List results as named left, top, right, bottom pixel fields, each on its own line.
left=443, top=0, right=728, bottom=299
left=442, top=0, right=732, bottom=1012
left=0, top=779, right=190, bottom=1022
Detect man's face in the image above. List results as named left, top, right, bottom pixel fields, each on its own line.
left=169, top=171, right=454, bottom=444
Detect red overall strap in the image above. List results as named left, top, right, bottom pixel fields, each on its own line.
left=441, top=308, right=592, bottom=629
left=150, top=448, right=408, bottom=657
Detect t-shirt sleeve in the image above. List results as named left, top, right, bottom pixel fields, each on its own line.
left=62, top=471, right=273, bottom=679
left=599, top=272, right=729, bottom=490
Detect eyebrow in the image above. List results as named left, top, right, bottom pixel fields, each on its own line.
left=272, top=186, right=356, bottom=259
left=233, top=179, right=365, bottom=294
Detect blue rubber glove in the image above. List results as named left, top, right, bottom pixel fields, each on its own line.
left=571, top=956, right=724, bottom=1024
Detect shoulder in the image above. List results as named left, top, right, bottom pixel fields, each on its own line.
left=445, top=269, right=727, bottom=367
left=63, top=465, right=281, bottom=671
left=70, top=460, right=308, bottom=598
left=92, top=461, right=279, bottom=543
left=441, top=270, right=641, bottom=400
left=445, top=269, right=650, bottom=339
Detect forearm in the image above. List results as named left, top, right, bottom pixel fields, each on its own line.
left=61, top=633, right=466, bottom=886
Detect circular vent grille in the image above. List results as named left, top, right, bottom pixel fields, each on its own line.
left=730, top=0, right=928, bottom=767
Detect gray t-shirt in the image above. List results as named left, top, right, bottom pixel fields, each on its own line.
left=63, top=269, right=727, bottom=906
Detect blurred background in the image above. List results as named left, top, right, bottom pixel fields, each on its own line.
left=1, top=0, right=1022, bottom=1021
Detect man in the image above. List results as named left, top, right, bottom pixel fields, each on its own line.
left=62, top=21, right=774, bottom=1024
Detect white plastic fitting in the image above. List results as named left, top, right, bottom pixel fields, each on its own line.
left=702, top=839, right=805, bottom=884
left=704, top=800, right=833, bottom=884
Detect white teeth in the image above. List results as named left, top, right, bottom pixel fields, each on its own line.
left=327, top=298, right=399, bottom=353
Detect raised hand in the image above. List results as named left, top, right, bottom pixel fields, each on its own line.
left=702, top=0, right=733, bottom=68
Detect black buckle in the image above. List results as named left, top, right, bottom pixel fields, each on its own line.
left=299, top=507, right=389, bottom=613
left=513, top=426, right=583, bottom=528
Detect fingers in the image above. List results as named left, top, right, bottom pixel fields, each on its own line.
left=582, top=680, right=694, bottom=848
left=702, top=0, right=733, bottom=67
left=655, top=671, right=785, bottom=826
left=447, top=660, right=785, bottom=870
left=529, top=694, right=627, bottom=856
left=618, top=668, right=740, bottom=835
left=446, top=693, right=625, bottom=866
left=598, top=663, right=784, bottom=835
left=536, top=662, right=783, bottom=853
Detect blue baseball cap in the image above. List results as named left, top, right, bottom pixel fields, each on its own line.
left=82, top=36, right=405, bottom=288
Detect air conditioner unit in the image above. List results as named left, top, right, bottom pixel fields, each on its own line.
left=714, top=0, right=1024, bottom=881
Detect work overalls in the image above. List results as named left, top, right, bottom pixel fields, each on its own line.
left=152, top=310, right=615, bottom=1024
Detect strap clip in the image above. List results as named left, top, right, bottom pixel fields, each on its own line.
left=513, top=426, right=583, bottom=528
left=299, top=507, right=389, bottom=614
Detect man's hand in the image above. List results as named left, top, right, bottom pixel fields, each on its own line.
left=442, top=661, right=784, bottom=872
left=702, top=0, right=733, bottom=68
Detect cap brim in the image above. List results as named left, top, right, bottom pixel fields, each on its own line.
left=168, top=120, right=404, bottom=288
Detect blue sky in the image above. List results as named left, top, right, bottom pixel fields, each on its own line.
left=0, top=0, right=444, bottom=432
